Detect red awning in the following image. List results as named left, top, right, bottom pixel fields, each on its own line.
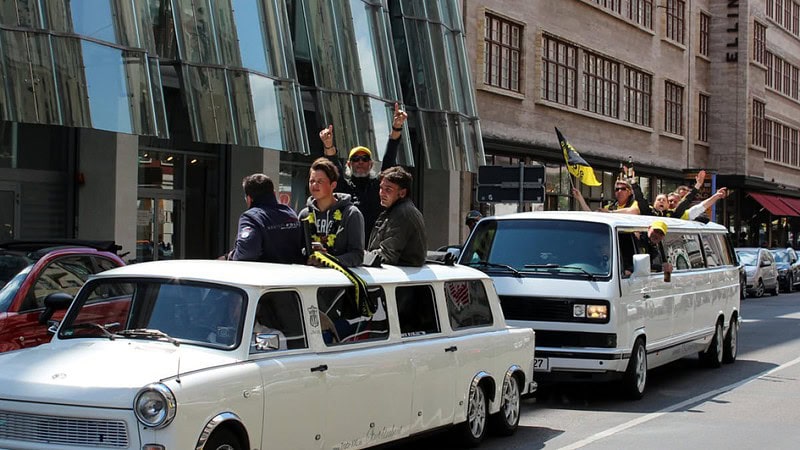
left=779, top=196, right=800, bottom=215
left=749, top=192, right=800, bottom=217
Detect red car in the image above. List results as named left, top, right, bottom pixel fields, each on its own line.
left=0, top=240, right=125, bottom=352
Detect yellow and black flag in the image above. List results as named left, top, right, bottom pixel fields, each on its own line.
left=555, top=127, right=601, bottom=186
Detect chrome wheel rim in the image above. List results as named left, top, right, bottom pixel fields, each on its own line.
left=729, top=321, right=738, bottom=359
left=467, top=385, right=487, bottom=438
left=715, top=323, right=723, bottom=363
left=501, top=376, right=520, bottom=426
left=635, top=344, right=647, bottom=393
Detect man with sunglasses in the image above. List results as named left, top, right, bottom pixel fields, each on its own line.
left=320, top=103, right=408, bottom=242
left=572, top=179, right=640, bottom=213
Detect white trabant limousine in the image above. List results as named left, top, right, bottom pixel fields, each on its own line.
left=459, top=212, right=741, bottom=399
left=0, top=259, right=535, bottom=450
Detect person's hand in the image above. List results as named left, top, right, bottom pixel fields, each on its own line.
left=392, top=103, right=408, bottom=129
left=663, top=262, right=673, bottom=274
left=716, top=187, right=728, bottom=198
left=320, top=125, right=334, bottom=154
left=571, top=187, right=582, bottom=197
left=694, top=169, right=706, bottom=189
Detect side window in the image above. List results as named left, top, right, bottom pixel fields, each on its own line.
left=444, top=280, right=493, bottom=330
left=618, top=231, right=637, bottom=277
left=94, top=256, right=120, bottom=272
left=702, top=234, right=721, bottom=268
left=396, top=285, right=441, bottom=337
left=317, top=286, right=388, bottom=345
left=252, top=291, right=307, bottom=352
left=663, top=233, right=704, bottom=270
left=22, top=256, right=94, bottom=311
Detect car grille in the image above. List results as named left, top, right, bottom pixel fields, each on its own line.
left=499, top=295, right=610, bottom=324
left=0, top=410, right=129, bottom=448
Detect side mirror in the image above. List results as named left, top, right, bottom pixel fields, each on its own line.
left=39, top=292, right=74, bottom=325
left=760, top=260, right=771, bottom=267
left=254, top=333, right=282, bottom=351
left=632, top=254, right=651, bottom=278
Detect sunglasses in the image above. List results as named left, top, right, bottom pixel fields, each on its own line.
left=350, top=155, right=371, bottom=163
left=614, top=187, right=629, bottom=192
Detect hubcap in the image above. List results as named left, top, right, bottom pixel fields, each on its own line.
left=715, top=324, right=723, bottom=362
left=468, top=386, right=486, bottom=438
left=635, top=344, right=647, bottom=393
left=730, top=322, right=738, bottom=358
left=502, top=376, right=520, bottom=425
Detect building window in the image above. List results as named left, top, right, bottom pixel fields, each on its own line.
left=793, top=66, right=799, bottom=99
left=784, top=60, right=793, bottom=96
left=791, top=128, right=799, bottom=166
left=624, top=67, right=651, bottom=126
left=666, top=0, right=686, bottom=45
left=698, top=93, right=709, bottom=142
left=765, top=119, right=774, bottom=158
left=772, top=120, right=782, bottom=161
left=775, top=56, right=784, bottom=93
left=793, top=2, right=800, bottom=36
left=628, top=0, right=653, bottom=29
left=484, top=13, right=522, bottom=92
left=594, top=0, right=622, bottom=14
left=700, top=12, right=710, bottom=57
left=664, top=81, right=683, bottom=135
left=753, top=99, right=766, bottom=148
left=766, top=52, right=774, bottom=87
left=783, top=124, right=791, bottom=163
left=583, top=52, right=619, bottom=118
left=754, top=21, right=766, bottom=64
left=542, top=35, right=578, bottom=107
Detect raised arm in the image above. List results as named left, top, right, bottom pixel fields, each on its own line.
left=571, top=187, right=591, bottom=211
left=688, top=187, right=727, bottom=220
left=630, top=180, right=654, bottom=216
left=382, top=103, right=408, bottom=170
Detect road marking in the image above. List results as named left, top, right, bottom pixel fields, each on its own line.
left=559, top=354, right=800, bottom=450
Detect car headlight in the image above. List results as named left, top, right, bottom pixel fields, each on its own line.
left=573, top=304, right=608, bottom=320
left=778, top=269, right=788, bottom=275
left=134, top=383, right=176, bottom=429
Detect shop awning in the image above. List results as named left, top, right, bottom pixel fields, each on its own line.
left=749, top=192, right=800, bottom=217
left=779, top=196, right=800, bottom=215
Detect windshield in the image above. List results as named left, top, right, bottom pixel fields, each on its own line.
left=736, top=250, right=757, bottom=266
left=0, top=265, right=33, bottom=312
left=769, top=250, right=790, bottom=263
left=460, top=219, right=613, bottom=277
left=58, top=279, right=247, bottom=349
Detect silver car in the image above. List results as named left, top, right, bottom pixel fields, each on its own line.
left=735, top=247, right=779, bottom=297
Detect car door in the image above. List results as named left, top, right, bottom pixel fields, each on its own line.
left=761, top=250, right=779, bottom=291
left=6, top=254, right=99, bottom=350
left=252, top=291, right=326, bottom=450
left=316, top=286, right=413, bottom=448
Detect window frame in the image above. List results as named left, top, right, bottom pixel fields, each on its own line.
left=541, top=34, right=578, bottom=107
left=664, top=81, right=684, bottom=135
left=666, top=0, right=686, bottom=45
left=483, top=12, right=523, bottom=93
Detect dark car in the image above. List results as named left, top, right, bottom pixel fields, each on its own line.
left=769, top=247, right=800, bottom=293
left=0, top=240, right=125, bottom=352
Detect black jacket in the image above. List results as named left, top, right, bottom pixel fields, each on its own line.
left=230, top=196, right=304, bottom=264
left=326, top=137, right=400, bottom=241
left=367, top=197, right=427, bottom=266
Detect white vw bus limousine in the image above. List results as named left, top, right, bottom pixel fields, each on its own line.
left=0, top=259, right=535, bottom=450
left=459, top=211, right=741, bottom=399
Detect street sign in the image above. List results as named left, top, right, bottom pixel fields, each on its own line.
left=477, top=185, right=545, bottom=203
left=476, top=164, right=546, bottom=204
left=478, top=165, right=545, bottom=186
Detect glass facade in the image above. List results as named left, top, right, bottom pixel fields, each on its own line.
left=0, top=0, right=483, bottom=166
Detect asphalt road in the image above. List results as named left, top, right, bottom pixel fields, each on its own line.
left=391, top=290, right=800, bottom=449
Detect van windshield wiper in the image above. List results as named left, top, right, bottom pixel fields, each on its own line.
left=467, top=261, right=522, bottom=278
left=524, top=264, right=597, bottom=281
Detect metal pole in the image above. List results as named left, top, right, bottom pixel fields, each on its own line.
left=518, top=162, right=524, bottom=213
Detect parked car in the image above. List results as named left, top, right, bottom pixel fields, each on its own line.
left=735, top=247, right=779, bottom=297
left=0, top=259, right=536, bottom=450
left=0, top=240, right=125, bottom=352
left=769, top=247, right=800, bottom=293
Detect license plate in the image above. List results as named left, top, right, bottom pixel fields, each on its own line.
left=533, top=357, right=550, bottom=372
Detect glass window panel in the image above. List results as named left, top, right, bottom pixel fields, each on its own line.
left=212, top=0, right=240, bottom=66
left=176, top=0, right=219, bottom=64
left=369, top=98, right=391, bottom=161
left=151, top=0, right=178, bottom=59
left=183, top=66, right=234, bottom=144
left=418, top=110, right=452, bottom=170
left=70, top=0, right=118, bottom=43
left=232, top=0, right=270, bottom=73
left=124, top=50, right=157, bottom=135
left=131, top=0, right=157, bottom=53
left=51, top=36, right=90, bottom=128
left=350, top=0, right=382, bottom=96
left=406, top=19, right=441, bottom=109
left=43, top=1, right=70, bottom=33
left=262, top=0, right=296, bottom=79
left=148, top=58, right=169, bottom=138
left=428, top=22, right=451, bottom=110
left=27, top=33, right=61, bottom=124
left=249, top=74, right=280, bottom=149
left=225, top=71, right=256, bottom=146
left=445, top=30, right=467, bottom=113
left=0, top=0, right=42, bottom=28
left=114, top=0, right=140, bottom=48
left=82, top=41, right=132, bottom=133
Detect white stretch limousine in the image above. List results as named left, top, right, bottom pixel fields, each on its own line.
left=0, top=260, right=535, bottom=450
left=459, top=212, right=741, bottom=399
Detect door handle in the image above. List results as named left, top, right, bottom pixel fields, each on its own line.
left=445, top=346, right=458, bottom=352
left=310, top=364, right=328, bottom=373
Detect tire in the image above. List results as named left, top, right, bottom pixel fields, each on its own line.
left=621, top=338, right=647, bottom=400
left=457, top=382, right=489, bottom=447
left=205, top=428, right=243, bottom=450
left=771, top=281, right=779, bottom=296
left=787, top=275, right=794, bottom=293
left=754, top=279, right=765, bottom=298
left=490, top=373, right=521, bottom=436
left=723, top=318, right=738, bottom=364
left=701, top=320, right=724, bottom=368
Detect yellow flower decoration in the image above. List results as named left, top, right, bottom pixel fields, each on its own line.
left=333, top=209, right=342, bottom=221
left=326, top=235, right=336, bottom=247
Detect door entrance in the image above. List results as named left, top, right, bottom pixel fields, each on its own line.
left=137, top=148, right=222, bottom=262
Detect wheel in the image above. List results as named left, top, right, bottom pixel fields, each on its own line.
left=621, top=338, right=647, bottom=400
left=701, top=320, right=724, bottom=368
left=770, top=281, right=779, bottom=296
left=787, top=274, right=794, bottom=293
left=723, top=318, right=738, bottom=364
left=490, top=373, right=521, bottom=436
left=754, top=279, right=765, bottom=298
left=205, top=428, right=243, bottom=450
left=457, top=382, right=489, bottom=447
